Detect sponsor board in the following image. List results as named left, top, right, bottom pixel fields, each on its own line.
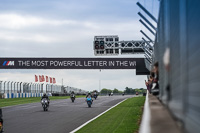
left=0, top=58, right=149, bottom=75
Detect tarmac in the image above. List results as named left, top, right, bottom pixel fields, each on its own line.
left=2, top=95, right=133, bottom=133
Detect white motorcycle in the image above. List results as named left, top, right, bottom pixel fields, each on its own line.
left=41, top=98, right=49, bottom=111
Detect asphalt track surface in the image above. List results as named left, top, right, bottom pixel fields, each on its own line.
left=2, top=95, right=134, bottom=133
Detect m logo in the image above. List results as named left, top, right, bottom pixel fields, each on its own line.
left=3, top=61, right=15, bottom=66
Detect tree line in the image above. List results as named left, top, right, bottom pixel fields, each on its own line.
left=100, top=87, right=146, bottom=94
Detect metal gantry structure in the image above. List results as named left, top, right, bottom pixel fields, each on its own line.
left=93, top=36, right=152, bottom=57
left=93, top=2, right=156, bottom=73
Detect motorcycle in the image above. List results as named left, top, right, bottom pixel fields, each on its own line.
left=0, top=120, right=3, bottom=133
left=86, top=96, right=93, bottom=108
left=41, top=98, right=49, bottom=111
left=93, top=94, right=97, bottom=100
left=0, top=109, right=3, bottom=133
left=71, top=94, right=75, bottom=102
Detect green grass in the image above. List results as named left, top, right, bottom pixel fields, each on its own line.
left=77, top=96, right=145, bottom=133
left=0, top=95, right=85, bottom=107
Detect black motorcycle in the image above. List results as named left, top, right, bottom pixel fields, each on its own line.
left=0, top=109, right=3, bottom=133
left=93, top=94, right=97, bottom=100
left=71, top=94, right=75, bottom=102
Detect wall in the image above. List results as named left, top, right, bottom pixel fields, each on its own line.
left=154, top=0, right=200, bottom=132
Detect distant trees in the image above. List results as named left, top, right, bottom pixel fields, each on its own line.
left=124, top=87, right=146, bottom=94
left=100, top=88, right=112, bottom=94
left=100, top=88, right=123, bottom=94
left=100, top=87, right=146, bottom=95
left=113, top=88, right=119, bottom=93
left=124, top=87, right=135, bottom=94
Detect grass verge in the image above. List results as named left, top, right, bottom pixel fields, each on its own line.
left=0, top=95, right=85, bottom=108
left=76, top=96, right=145, bottom=133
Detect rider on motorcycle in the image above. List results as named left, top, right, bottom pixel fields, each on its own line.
left=0, top=108, right=3, bottom=132
left=86, top=92, right=93, bottom=101
left=86, top=92, right=92, bottom=98
left=86, top=92, right=93, bottom=102
left=41, top=93, right=50, bottom=106
left=70, top=91, right=76, bottom=99
left=93, top=90, right=98, bottom=99
left=70, top=91, right=75, bottom=97
left=94, top=91, right=97, bottom=96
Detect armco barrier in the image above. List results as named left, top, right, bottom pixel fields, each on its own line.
left=11, top=93, right=13, bottom=98
left=2, top=93, right=43, bottom=99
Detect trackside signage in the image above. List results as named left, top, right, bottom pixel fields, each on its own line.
left=0, top=58, right=146, bottom=69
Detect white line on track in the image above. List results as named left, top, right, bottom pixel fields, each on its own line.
left=69, top=98, right=127, bottom=133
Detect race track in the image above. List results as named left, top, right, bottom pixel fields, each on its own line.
left=3, top=95, right=133, bottom=133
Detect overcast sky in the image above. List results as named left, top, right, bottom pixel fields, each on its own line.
left=0, top=0, right=159, bottom=91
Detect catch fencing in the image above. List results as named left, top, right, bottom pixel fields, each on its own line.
left=152, top=0, right=200, bottom=132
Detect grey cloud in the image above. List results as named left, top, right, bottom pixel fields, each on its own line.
left=0, top=0, right=159, bottom=91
